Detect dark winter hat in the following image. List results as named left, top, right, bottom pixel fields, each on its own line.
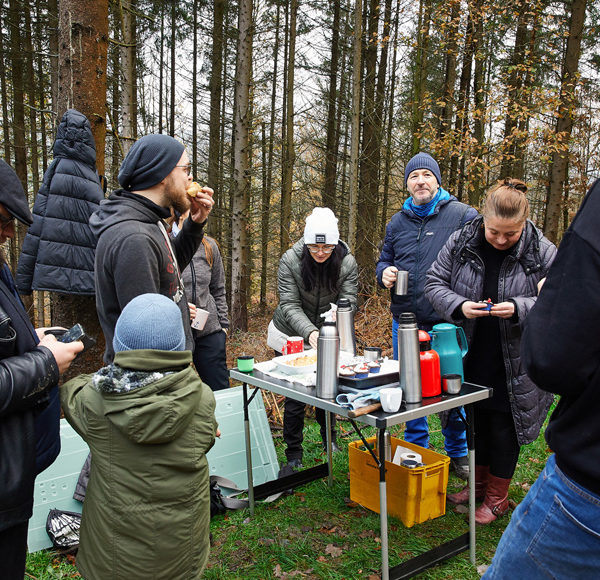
left=118, top=134, right=185, bottom=191
left=0, top=160, right=33, bottom=225
left=404, top=152, right=442, bottom=188
left=113, top=293, right=186, bottom=353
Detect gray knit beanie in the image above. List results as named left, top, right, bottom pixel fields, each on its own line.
left=113, top=293, right=186, bottom=353
left=118, top=134, right=185, bottom=191
left=404, top=152, right=442, bottom=187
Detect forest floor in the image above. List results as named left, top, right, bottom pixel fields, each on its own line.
left=25, top=293, right=553, bottom=579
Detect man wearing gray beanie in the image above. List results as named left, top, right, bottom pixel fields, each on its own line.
left=376, top=151, right=478, bottom=480
left=90, top=134, right=215, bottom=363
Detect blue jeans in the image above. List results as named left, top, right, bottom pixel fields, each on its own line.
left=483, top=454, right=600, bottom=579
left=392, top=319, right=467, bottom=458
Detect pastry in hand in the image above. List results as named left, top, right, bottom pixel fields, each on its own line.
left=186, top=181, right=202, bottom=198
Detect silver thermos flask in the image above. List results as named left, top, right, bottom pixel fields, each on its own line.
left=397, top=312, right=422, bottom=404
left=316, top=321, right=340, bottom=400
left=337, top=298, right=356, bottom=356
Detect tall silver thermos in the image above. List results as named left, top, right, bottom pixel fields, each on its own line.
left=337, top=298, right=356, bottom=356
left=397, top=312, right=422, bottom=403
left=316, top=321, right=340, bottom=400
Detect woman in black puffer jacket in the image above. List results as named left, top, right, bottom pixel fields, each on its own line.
left=425, top=178, right=556, bottom=525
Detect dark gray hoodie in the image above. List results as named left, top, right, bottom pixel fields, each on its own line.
left=90, top=190, right=205, bottom=362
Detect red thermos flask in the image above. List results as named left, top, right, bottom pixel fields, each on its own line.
left=419, top=330, right=441, bottom=397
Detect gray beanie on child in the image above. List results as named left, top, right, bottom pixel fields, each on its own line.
left=113, top=293, right=186, bottom=353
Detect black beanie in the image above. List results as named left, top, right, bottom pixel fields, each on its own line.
left=118, top=134, right=185, bottom=191
left=0, top=160, right=33, bottom=225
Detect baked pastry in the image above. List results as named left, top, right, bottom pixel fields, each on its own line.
left=186, top=182, right=202, bottom=198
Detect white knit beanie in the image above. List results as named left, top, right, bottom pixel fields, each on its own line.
left=303, top=208, right=339, bottom=245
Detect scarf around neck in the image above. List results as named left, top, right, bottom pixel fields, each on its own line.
left=403, top=187, right=451, bottom=218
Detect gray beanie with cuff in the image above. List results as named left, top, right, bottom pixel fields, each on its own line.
left=118, top=134, right=185, bottom=191
left=404, top=152, right=442, bottom=188
left=113, top=293, right=186, bottom=353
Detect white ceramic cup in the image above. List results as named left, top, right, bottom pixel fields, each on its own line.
left=379, top=387, right=403, bottom=413
left=191, top=308, right=210, bottom=330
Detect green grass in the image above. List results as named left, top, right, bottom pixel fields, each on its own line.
left=26, top=411, right=553, bottom=579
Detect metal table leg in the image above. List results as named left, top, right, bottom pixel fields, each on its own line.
left=242, top=382, right=255, bottom=515
left=466, top=404, right=476, bottom=564
left=378, top=427, right=389, bottom=580
left=325, top=410, right=333, bottom=486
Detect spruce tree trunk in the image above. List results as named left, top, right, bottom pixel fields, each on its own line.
left=280, top=0, right=297, bottom=255
left=119, top=0, right=137, bottom=155
left=56, top=0, right=108, bottom=378
left=323, top=0, right=341, bottom=211
left=230, top=0, right=253, bottom=331
left=544, top=0, right=587, bottom=243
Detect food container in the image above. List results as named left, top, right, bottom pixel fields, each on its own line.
left=272, top=350, right=318, bottom=375
left=349, top=436, right=450, bottom=527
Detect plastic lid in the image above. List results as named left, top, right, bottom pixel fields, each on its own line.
left=399, top=312, right=416, bottom=324
left=432, top=322, right=455, bottom=332
left=418, top=330, right=431, bottom=351
left=337, top=298, right=351, bottom=310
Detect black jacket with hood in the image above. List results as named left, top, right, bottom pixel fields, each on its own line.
left=16, top=109, right=103, bottom=296
left=90, top=191, right=205, bottom=363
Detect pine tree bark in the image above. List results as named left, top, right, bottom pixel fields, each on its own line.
left=230, top=0, right=253, bottom=331
left=411, top=0, right=432, bottom=154
left=280, top=0, right=297, bottom=254
left=323, top=0, right=341, bottom=211
left=260, top=1, right=281, bottom=311
left=544, top=0, right=587, bottom=243
left=56, top=0, right=109, bottom=377
left=8, top=0, right=27, bottom=273
left=348, top=0, right=363, bottom=250
left=208, top=0, right=224, bottom=238
left=437, top=0, right=461, bottom=181
left=119, top=0, right=137, bottom=155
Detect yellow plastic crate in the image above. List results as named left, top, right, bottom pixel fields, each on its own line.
left=348, top=436, right=450, bottom=527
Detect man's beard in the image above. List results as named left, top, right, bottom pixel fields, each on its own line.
left=164, top=177, right=190, bottom=215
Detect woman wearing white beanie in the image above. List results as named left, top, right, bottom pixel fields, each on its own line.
left=270, top=208, right=358, bottom=470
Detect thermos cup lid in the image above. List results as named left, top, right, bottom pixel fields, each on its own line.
left=399, top=312, right=417, bottom=324
left=337, top=298, right=351, bottom=309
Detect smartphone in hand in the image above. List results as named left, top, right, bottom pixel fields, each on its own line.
left=55, top=324, right=96, bottom=352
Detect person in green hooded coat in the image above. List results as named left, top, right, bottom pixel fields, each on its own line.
left=60, top=293, right=218, bottom=580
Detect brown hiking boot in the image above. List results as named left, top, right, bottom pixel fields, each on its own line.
left=447, top=464, right=489, bottom=505
left=475, top=474, right=511, bottom=524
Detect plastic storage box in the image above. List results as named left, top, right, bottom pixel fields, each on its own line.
left=348, top=436, right=450, bottom=527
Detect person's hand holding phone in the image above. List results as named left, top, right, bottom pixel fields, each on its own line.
left=38, top=333, right=84, bottom=373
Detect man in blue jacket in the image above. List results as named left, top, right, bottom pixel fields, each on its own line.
left=376, top=152, right=477, bottom=479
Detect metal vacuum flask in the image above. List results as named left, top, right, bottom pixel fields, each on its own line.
left=336, top=298, right=356, bottom=356
left=397, top=312, right=422, bottom=404
left=316, top=321, right=340, bottom=400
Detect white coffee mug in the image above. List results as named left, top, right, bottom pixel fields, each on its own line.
left=379, top=387, right=403, bottom=413
left=191, top=308, right=210, bottom=330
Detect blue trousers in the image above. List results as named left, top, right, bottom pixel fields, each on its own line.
left=392, top=319, right=467, bottom=458
left=483, top=454, right=600, bottom=579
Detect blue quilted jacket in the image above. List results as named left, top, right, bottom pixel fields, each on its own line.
left=376, top=196, right=477, bottom=326
left=16, top=109, right=103, bottom=295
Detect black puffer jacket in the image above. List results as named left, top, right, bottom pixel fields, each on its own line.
left=0, top=277, right=60, bottom=532
left=16, top=109, right=103, bottom=295
left=425, top=216, right=557, bottom=445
